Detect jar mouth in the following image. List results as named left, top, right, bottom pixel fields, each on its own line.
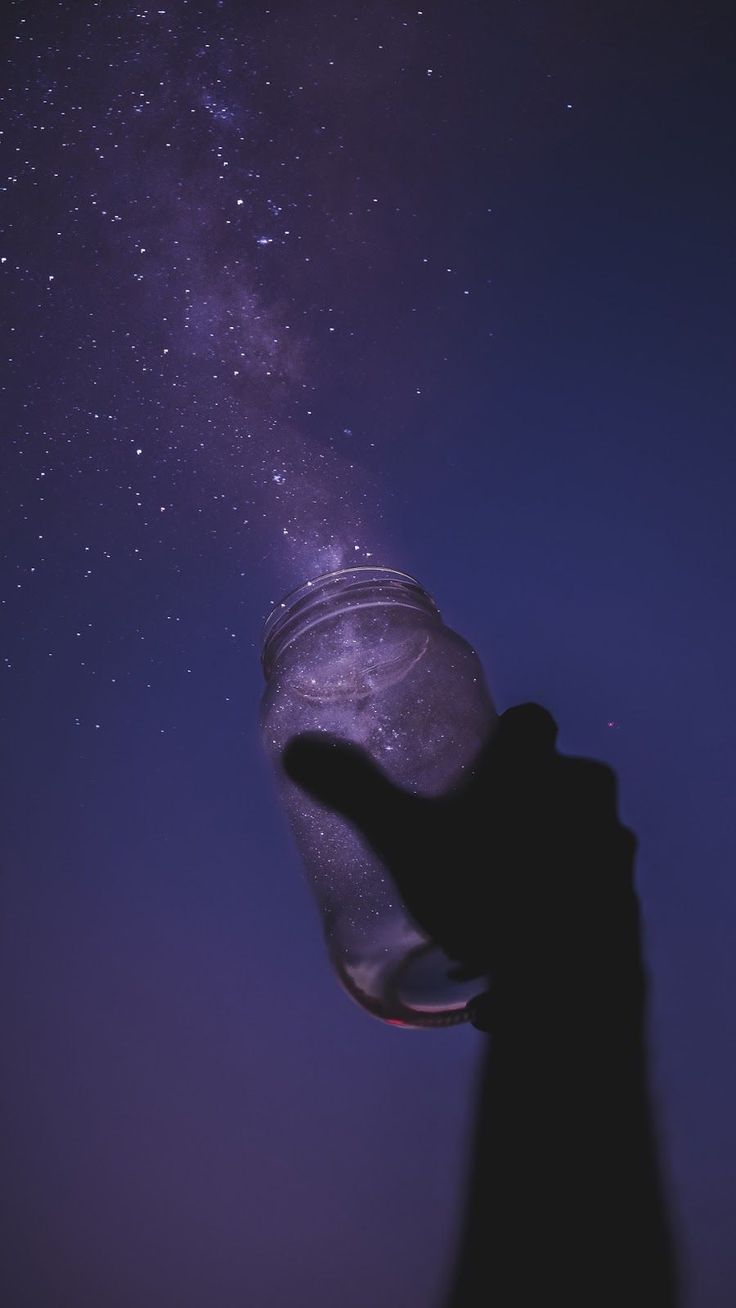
left=261, top=566, right=441, bottom=681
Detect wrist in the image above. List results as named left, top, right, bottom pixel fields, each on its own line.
left=468, top=960, right=647, bottom=1044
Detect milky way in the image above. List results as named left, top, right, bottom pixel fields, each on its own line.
left=3, top=4, right=418, bottom=589
left=3, top=0, right=498, bottom=734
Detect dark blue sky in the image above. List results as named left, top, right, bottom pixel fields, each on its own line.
left=2, top=2, right=735, bottom=1304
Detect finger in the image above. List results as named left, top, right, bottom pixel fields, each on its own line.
left=462, top=701, right=559, bottom=798
left=466, top=991, right=494, bottom=1034
left=497, top=702, right=559, bottom=754
left=559, top=757, right=623, bottom=830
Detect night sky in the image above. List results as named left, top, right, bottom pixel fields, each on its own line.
left=2, top=2, right=735, bottom=1305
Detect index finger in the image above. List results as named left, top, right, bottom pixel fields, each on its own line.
left=459, top=702, right=559, bottom=800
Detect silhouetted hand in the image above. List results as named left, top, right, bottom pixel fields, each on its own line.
left=283, top=702, right=643, bottom=1035
left=283, top=702, right=679, bottom=1306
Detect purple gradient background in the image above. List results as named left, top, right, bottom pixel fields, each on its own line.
left=2, top=3, right=735, bottom=1305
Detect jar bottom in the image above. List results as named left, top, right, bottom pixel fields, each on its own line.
left=333, top=940, right=487, bottom=1030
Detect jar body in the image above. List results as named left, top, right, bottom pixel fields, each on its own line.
left=260, top=568, right=497, bottom=1028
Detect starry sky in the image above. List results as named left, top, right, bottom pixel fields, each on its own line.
left=2, top=2, right=735, bottom=1305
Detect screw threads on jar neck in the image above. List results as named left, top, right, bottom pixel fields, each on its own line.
left=261, top=566, right=441, bottom=681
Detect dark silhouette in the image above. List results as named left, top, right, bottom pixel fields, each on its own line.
left=283, top=703, right=681, bottom=1307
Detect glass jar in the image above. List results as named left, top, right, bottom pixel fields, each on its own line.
left=260, top=566, right=497, bottom=1028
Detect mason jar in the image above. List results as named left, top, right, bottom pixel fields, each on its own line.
left=260, top=566, right=497, bottom=1028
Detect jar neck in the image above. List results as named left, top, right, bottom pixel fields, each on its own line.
left=261, top=567, right=441, bottom=681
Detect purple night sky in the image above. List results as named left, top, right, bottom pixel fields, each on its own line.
left=2, top=2, right=735, bottom=1305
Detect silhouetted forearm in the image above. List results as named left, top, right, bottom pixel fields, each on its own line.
left=443, top=974, right=679, bottom=1308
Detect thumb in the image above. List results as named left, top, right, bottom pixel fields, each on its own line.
left=283, top=736, right=456, bottom=957
left=282, top=733, right=414, bottom=843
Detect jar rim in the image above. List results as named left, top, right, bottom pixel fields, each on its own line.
left=261, top=566, right=440, bottom=680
